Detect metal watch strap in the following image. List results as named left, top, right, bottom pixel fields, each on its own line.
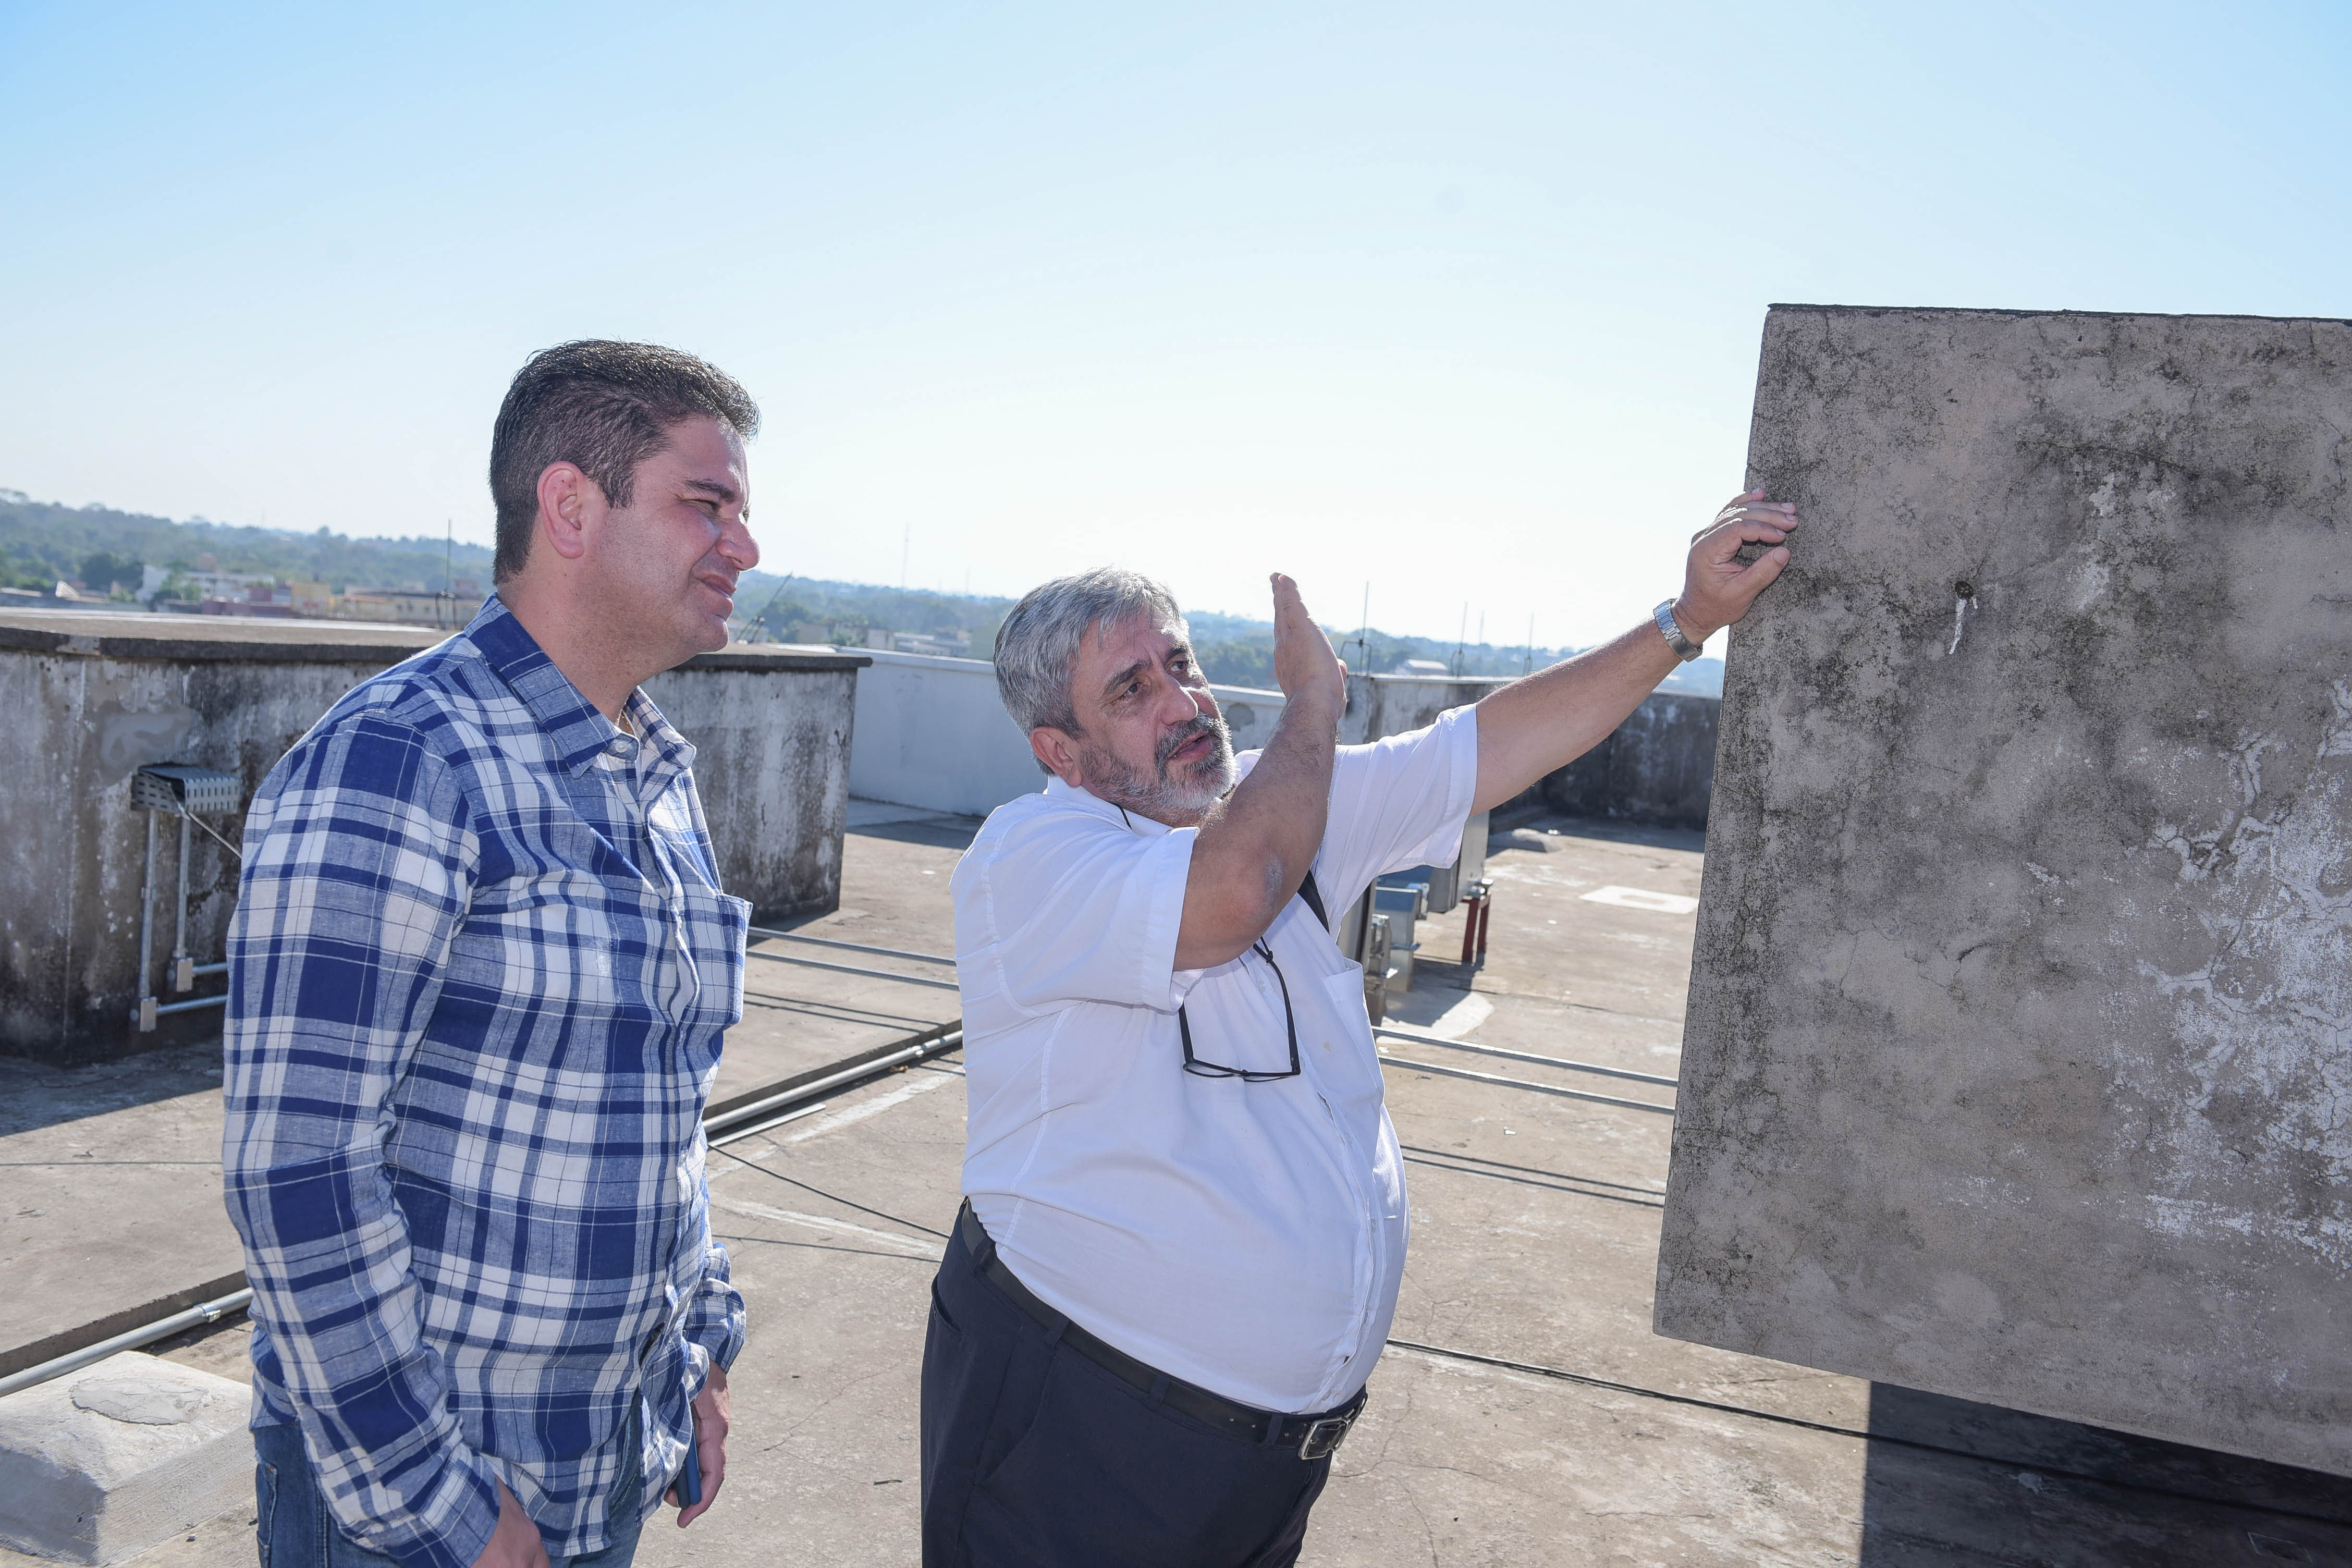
left=1652, top=599, right=1701, bottom=663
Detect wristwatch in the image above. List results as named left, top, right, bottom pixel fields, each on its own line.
left=1652, top=600, right=1702, bottom=663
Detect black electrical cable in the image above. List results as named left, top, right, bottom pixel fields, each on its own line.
left=708, top=1145, right=950, bottom=1240
left=1396, top=1144, right=1664, bottom=1197
left=1382, top=1339, right=2351, bottom=1529
left=1398, top=1153, right=1664, bottom=1208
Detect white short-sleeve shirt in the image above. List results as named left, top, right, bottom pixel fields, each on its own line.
left=951, top=705, right=1479, bottom=1413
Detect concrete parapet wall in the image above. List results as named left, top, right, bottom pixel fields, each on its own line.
left=1540, top=690, right=1718, bottom=830
left=846, top=646, right=1284, bottom=817
left=0, top=612, right=864, bottom=1065
left=1657, top=305, right=2352, bottom=1476
left=1344, top=670, right=1717, bottom=829
left=1339, top=671, right=1510, bottom=745
left=643, top=646, right=866, bottom=925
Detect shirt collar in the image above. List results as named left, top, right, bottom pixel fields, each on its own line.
left=467, top=595, right=694, bottom=779
left=1041, top=773, right=1177, bottom=836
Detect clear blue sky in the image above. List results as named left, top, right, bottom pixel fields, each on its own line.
left=3, top=2, right=2345, bottom=651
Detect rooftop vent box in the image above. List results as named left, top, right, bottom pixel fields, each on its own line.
left=131, top=765, right=242, bottom=817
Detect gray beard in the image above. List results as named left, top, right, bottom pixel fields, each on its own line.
left=1081, top=714, right=1238, bottom=820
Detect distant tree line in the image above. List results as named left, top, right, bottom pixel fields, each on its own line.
left=0, top=489, right=1668, bottom=688
left=0, top=490, right=493, bottom=595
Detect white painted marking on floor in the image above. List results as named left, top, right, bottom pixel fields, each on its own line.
left=1429, top=992, right=1493, bottom=1039
left=712, top=1196, right=942, bottom=1257
left=1580, top=885, right=1699, bottom=915
left=778, top=1068, right=958, bottom=1145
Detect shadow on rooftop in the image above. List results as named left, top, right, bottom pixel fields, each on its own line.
left=0, top=1037, right=225, bottom=1138
left=1490, top=810, right=1707, bottom=857
left=844, top=813, right=985, bottom=852
left=1858, top=1383, right=2352, bottom=1565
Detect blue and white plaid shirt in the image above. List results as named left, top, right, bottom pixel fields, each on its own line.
left=223, top=596, right=749, bottom=1568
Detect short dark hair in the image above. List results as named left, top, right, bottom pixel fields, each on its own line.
left=488, top=340, right=760, bottom=583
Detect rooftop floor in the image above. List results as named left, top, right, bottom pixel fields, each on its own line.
left=5, top=808, right=2349, bottom=1565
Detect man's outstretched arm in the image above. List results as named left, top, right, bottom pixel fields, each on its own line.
left=1472, top=489, right=1797, bottom=813
left=1174, top=572, right=1348, bottom=968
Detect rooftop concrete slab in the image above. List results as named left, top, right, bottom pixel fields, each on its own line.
left=1659, top=305, right=2352, bottom=1479
left=0, top=813, right=964, bottom=1376
left=21, top=816, right=2351, bottom=1564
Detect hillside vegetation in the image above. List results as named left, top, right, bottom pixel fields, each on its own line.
left=0, top=489, right=1718, bottom=694
left=0, top=491, right=494, bottom=594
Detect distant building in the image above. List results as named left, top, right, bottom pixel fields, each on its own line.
left=1391, top=657, right=1450, bottom=677
left=200, top=582, right=296, bottom=618
left=890, top=630, right=972, bottom=658
left=182, top=569, right=275, bottom=602
left=335, top=589, right=463, bottom=628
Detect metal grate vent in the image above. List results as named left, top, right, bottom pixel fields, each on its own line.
left=131, top=764, right=243, bottom=816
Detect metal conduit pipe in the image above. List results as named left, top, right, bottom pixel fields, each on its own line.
left=0, top=1025, right=969, bottom=1398
left=1372, top=1023, right=1680, bottom=1089
left=746, top=927, right=957, bottom=967
left=0, top=1285, right=255, bottom=1401
left=1376, top=1050, right=1676, bottom=1115
left=702, top=1028, right=965, bottom=1138
left=154, top=994, right=230, bottom=1018
left=743, top=949, right=961, bottom=991
left=134, top=814, right=158, bottom=1032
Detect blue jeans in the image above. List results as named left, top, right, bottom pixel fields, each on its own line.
left=253, top=1416, right=644, bottom=1568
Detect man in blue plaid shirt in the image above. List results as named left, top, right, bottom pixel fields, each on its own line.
left=225, top=341, right=764, bottom=1568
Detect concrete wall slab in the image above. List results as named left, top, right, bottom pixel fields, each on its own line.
left=844, top=646, right=1284, bottom=817
left=0, top=614, right=865, bottom=1064
left=1656, top=306, right=2352, bottom=1475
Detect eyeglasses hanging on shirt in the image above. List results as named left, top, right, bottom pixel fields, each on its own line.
left=1113, top=804, right=1305, bottom=1084
left=1178, top=939, right=1302, bottom=1082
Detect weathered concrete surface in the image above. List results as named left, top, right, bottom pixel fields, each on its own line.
left=0, top=611, right=865, bottom=1063
left=0, top=811, right=961, bottom=1379
left=1658, top=306, right=2352, bottom=1478
left=845, top=646, right=1285, bottom=817
left=1542, top=690, right=1718, bottom=830
left=0, top=1042, right=242, bottom=1380
left=643, top=644, right=868, bottom=924
left=1339, top=671, right=1510, bottom=745
left=0, top=1352, right=250, bottom=1564
left=18, top=819, right=2352, bottom=1565
left=1347, top=672, right=1720, bottom=830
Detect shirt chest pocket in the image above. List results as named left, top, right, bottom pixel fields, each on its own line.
left=673, top=879, right=749, bottom=1033
left=1316, top=964, right=1386, bottom=1099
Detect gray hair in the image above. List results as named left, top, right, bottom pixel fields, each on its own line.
left=994, top=568, right=1186, bottom=749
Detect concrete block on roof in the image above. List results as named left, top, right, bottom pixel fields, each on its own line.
left=0, top=609, right=868, bottom=1063
left=0, top=1351, right=250, bottom=1563
left=1657, top=305, right=2352, bottom=1477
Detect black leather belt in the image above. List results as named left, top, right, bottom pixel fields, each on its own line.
left=956, top=1202, right=1365, bottom=1461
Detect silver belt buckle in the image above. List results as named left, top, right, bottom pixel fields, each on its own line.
left=1296, top=1413, right=1354, bottom=1460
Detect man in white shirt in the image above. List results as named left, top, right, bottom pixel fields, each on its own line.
left=924, top=491, right=1798, bottom=1567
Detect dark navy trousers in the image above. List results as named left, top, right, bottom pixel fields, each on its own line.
left=920, top=1217, right=1334, bottom=1568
